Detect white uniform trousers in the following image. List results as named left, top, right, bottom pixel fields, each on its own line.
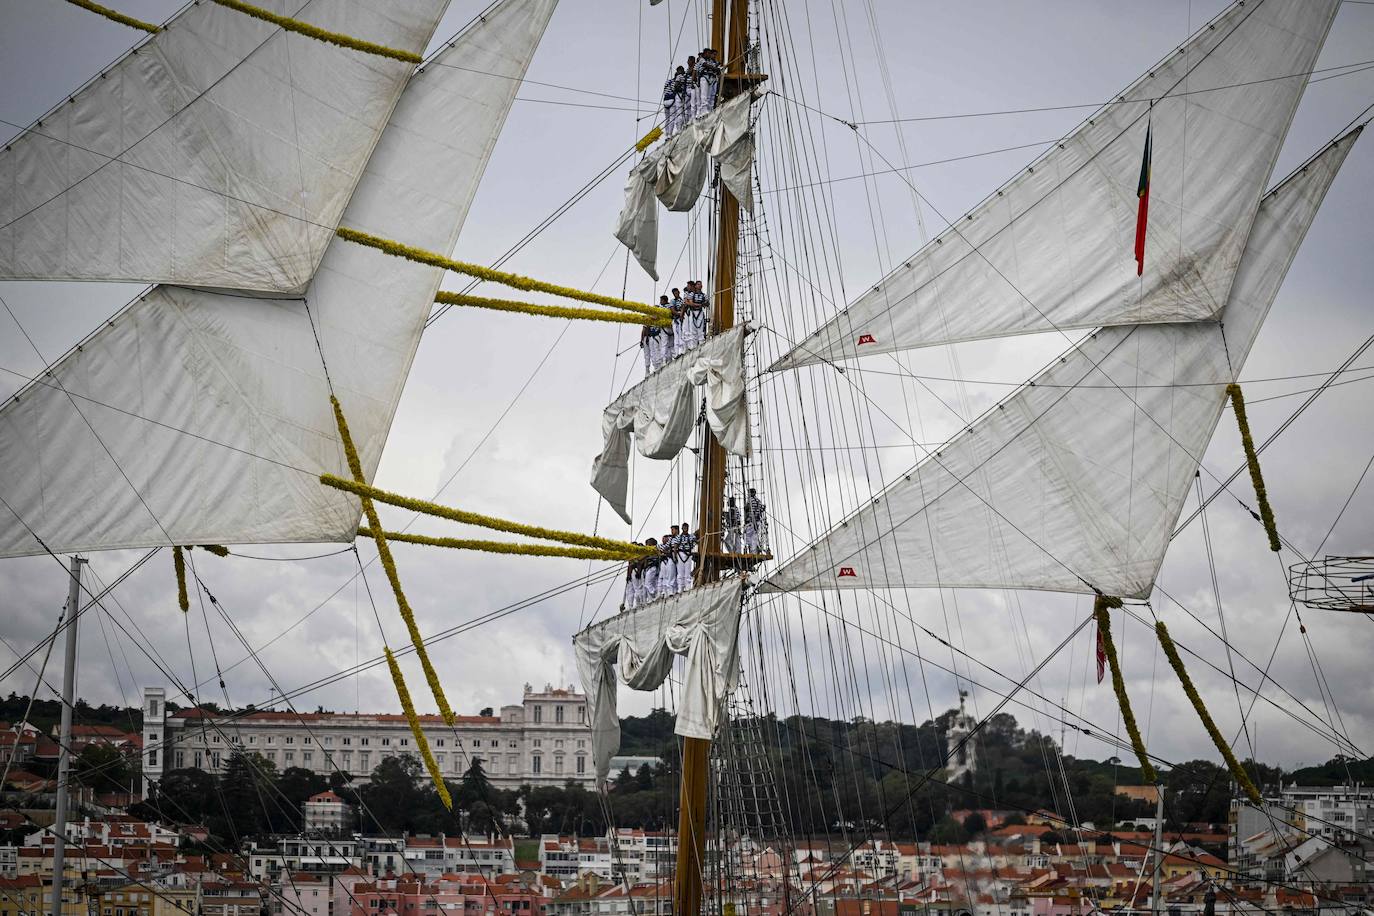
left=685, top=85, right=697, bottom=124
left=643, top=343, right=654, bottom=375
left=744, top=523, right=761, bottom=554
left=671, top=317, right=685, bottom=358
left=723, top=526, right=740, bottom=553
left=642, top=566, right=658, bottom=602
left=662, top=558, right=679, bottom=595
left=623, top=576, right=637, bottom=610
left=696, top=77, right=717, bottom=116
left=664, top=102, right=678, bottom=137
left=676, top=553, right=694, bottom=592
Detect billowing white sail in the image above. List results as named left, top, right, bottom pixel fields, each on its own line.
left=0, top=0, right=559, bottom=557
left=591, top=325, right=750, bottom=524
left=761, top=127, right=1359, bottom=600
left=0, top=0, right=449, bottom=293
left=574, top=578, right=745, bottom=783
left=769, top=0, right=1338, bottom=371
left=615, top=93, right=755, bottom=279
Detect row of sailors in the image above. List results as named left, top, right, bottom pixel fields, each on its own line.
left=620, top=490, right=770, bottom=611
left=623, top=523, right=698, bottom=610
left=642, top=280, right=710, bottom=374
left=662, top=47, right=722, bottom=137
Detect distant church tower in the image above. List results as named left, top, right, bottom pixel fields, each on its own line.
left=945, top=690, right=978, bottom=781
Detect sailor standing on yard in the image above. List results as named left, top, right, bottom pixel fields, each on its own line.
left=722, top=496, right=741, bottom=553
left=662, top=525, right=681, bottom=596
left=642, top=537, right=660, bottom=601
left=695, top=47, right=720, bottom=116
left=669, top=289, right=686, bottom=360
left=642, top=307, right=665, bottom=374
left=676, top=521, right=697, bottom=593
left=622, top=544, right=641, bottom=610
left=684, top=280, right=710, bottom=350
left=743, top=487, right=767, bottom=553
left=684, top=56, right=698, bottom=126
left=663, top=66, right=686, bottom=137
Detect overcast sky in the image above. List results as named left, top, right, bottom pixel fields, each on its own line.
left=1, top=0, right=1372, bottom=776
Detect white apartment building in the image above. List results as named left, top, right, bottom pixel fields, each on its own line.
left=141, top=684, right=593, bottom=795
left=401, top=835, right=516, bottom=877
left=1229, top=783, right=1374, bottom=882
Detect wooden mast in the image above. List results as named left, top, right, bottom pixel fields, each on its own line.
left=676, top=1, right=750, bottom=915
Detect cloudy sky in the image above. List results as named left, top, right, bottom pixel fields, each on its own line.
left=1, top=0, right=1372, bottom=776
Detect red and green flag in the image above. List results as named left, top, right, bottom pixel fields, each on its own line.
left=1134, top=122, right=1152, bottom=276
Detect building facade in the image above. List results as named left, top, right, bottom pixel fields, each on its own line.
left=141, top=685, right=592, bottom=795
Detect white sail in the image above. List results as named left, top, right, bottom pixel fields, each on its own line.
left=0, top=0, right=449, bottom=293
left=574, top=578, right=745, bottom=783
left=591, top=325, right=750, bottom=524
left=761, top=127, right=1359, bottom=600
left=769, top=0, right=1338, bottom=371
left=0, top=0, right=559, bottom=557
left=615, top=93, right=755, bottom=279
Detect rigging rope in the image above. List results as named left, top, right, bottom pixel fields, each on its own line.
left=335, top=227, right=669, bottom=319
left=210, top=0, right=422, bottom=63
left=63, top=0, right=161, bottom=32
left=328, top=396, right=457, bottom=728
left=1227, top=383, right=1282, bottom=551
left=358, top=526, right=647, bottom=562
left=434, top=291, right=670, bottom=327
left=1154, top=620, right=1263, bottom=804
left=320, top=474, right=654, bottom=555
left=1094, top=595, right=1157, bottom=783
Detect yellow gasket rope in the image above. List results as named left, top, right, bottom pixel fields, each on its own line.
left=635, top=125, right=663, bottom=152
left=173, top=547, right=189, bottom=613
left=1155, top=621, right=1263, bottom=804
left=211, top=0, right=421, bottom=63
left=383, top=647, right=453, bottom=809
left=64, top=0, right=161, bottom=32
left=335, top=227, right=665, bottom=319
left=1094, top=596, right=1157, bottom=783
left=330, top=397, right=457, bottom=728
left=434, top=292, right=671, bottom=327
left=1226, top=383, right=1281, bottom=552
left=198, top=544, right=230, bottom=557
left=359, top=527, right=650, bottom=562
left=322, top=474, right=651, bottom=555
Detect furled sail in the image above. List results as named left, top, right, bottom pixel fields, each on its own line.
left=591, top=325, right=750, bottom=524
left=0, top=0, right=560, bottom=558
left=574, top=578, right=746, bottom=783
left=769, top=0, right=1338, bottom=371
left=761, top=127, right=1359, bottom=600
left=615, top=92, right=754, bottom=280
left=0, top=0, right=449, bottom=293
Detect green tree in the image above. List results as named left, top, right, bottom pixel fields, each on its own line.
left=73, top=744, right=132, bottom=794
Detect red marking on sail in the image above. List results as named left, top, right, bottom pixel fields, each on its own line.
left=856, top=334, right=876, bottom=345
left=1134, top=122, right=1152, bottom=276
left=837, top=566, right=857, bottom=578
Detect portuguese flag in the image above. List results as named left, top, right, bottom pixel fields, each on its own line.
left=1134, top=122, right=1152, bottom=276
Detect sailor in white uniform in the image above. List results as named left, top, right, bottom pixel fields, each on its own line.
left=684, top=56, right=698, bottom=125
left=676, top=522, right=697, bottom=593
left=642, top=537, right=660, bottom=601
left=663, top=67, right=686, bottom=137
left=743, top=488, right=767, bottom=553
left=623, top=546, right=641, bottom=610
left=684, top=280, right=710, bottom=351
left=722, top=496, right=741, bottom=553
left=660, top=525, right=680, bottom=596
left=695, top=48, right=720, bottom=117
left=669, top=289, right=686, bottom=360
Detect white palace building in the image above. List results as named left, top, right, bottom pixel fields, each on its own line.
left=140, top=683, right=594, bottom=796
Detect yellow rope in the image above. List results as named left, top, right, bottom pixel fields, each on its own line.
left=64, top=0, right=161, bottom=32
left=321, top=474, right=649, bottom=555
left=383, top=647, right=453, bottom=810
left=434, top=291, right=671, bottom=327
left=635, top=125, right=664, bottom=152
left=1094, top=596, right=1157, bottom=783
left=1227, top=383, right=1281, bottom=552
left=172, top=547, right=189, bottom=613
left=1155, top=621, right=1263, bottom=804
left=335, top=227, right=663, bottom=318
left=359, top=527, right=650, bottom=562
left=197, top=544, right=230, bottom=557
left=329, top=397, right=456, bottom=728
left=210, top=0, right=421, bottom=63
